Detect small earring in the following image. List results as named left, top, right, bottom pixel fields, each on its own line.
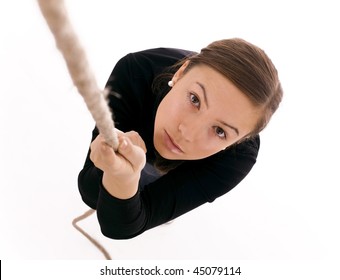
left=168, top=80, right=174, bottom=87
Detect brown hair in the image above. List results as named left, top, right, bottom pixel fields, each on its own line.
left=152, top=38, right=283, bottom=172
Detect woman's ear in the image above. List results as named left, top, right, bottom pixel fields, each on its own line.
left=172, top=60, right=190, bottom=84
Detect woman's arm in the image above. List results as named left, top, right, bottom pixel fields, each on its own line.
left=77, top=127, right=147, bottom=206
left=78, top=48, right=188, bottom=210
left=78, top=134, right=259, bottom=239
left=77, top=127, right=102, bottom=209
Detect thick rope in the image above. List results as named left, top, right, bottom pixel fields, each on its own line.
left=37, top=0, right=119, bottom=150
left=37, top=0, right=117, bottom=259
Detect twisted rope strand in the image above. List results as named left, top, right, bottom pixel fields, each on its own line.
left=37, top=0, right=118, bottom=150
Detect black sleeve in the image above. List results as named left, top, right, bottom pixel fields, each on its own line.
left=77, top=127, right=102, bottom=209
left=78, top=48, right=193, bottom=211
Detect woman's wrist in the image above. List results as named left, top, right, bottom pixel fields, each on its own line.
left=102, top=171, right=139, bottom=199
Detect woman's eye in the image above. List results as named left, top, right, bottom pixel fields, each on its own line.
left=190, top=93, right=200, bottom=108
left=214, top=126, right=226, bottom=139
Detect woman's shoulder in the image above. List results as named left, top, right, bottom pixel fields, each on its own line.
left=130, top=47, right=196, bottom=62
left=232, top=135, right=260, bottom=157
left=123, top=47, right=196, bottom=75
left=167, top=135, right=261, bottom=202
left=108, top=47, right=195, bottom=85
left=197, top=135, right=260, bottom=176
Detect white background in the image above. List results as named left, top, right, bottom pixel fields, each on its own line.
left=1, top=0, right=339, bottom=261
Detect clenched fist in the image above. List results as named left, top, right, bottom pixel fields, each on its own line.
left=90, top=130, right=146, bottom=199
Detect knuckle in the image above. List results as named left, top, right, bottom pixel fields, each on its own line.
left=130, top=130, right=138, bottom=135
left=89, top=152, right=97, bottom=165
left=135, top=149, right=146, bottom=169
left=127, top=131, right=139, bottom=140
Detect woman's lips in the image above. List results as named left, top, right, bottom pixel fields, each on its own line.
left=164, top=130, right=184, bottom=154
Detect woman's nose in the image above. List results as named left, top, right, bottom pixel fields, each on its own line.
left=178, top=119, right=201, bottom=142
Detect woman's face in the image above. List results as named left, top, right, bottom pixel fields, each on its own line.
left=154, top=62, right=260, bottom=160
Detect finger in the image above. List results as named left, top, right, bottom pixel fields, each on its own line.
left=117, top=137, right=146, bottom=172
left=94, top=134, right=115, bottom=156
left=90, top=134, right=116, bottom=166
left=100, top=141, right=115, bottom=156
left=125, top=131, right=147, bottom=153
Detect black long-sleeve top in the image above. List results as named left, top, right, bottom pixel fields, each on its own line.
left=78, top=47, right=260, bottom=239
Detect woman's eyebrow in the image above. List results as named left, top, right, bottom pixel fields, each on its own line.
left=196, top=81, right=239, bottom=136
left=219, top=121, right=239, bottom=136
left=196, top=82, right=209, bottom=108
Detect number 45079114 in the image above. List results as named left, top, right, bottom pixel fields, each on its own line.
left=192, top=266, right=241, bottom=276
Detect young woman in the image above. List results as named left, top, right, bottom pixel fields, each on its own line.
left=78, top=38, right=283, bottom=239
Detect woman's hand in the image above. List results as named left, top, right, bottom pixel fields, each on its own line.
left=90, top=130, right=146, bottom=199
